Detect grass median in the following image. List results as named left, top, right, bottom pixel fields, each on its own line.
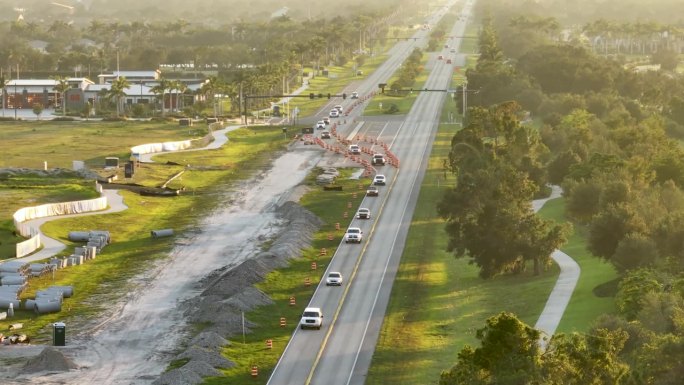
left=0, top=126, right=289, bottom=339
left=364, top=52, right=430, bottom=116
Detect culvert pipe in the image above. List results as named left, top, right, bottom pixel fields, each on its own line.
left=0, top=298, right=21, bottom=309
left=68, top=231, right=91, bottom=242
left=151, top=229, right=174, bottom=238
left=34, top=300, right=62, bottom=314
left=1, top=276, right=26, bottom=285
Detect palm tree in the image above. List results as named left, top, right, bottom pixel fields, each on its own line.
left=150, top=78, right=170, bottom=116
left=0, top=73, right=7, bottom=118
left=52, top=76, right=70, bottom=116
left=172, top=80, right=188, bottom=112
left=108, top=77, right=130, bottom=117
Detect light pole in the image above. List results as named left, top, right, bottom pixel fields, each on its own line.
left=462, top=80, right=468, bottom=123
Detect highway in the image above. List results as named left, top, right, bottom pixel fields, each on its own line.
left=268, top=1, right=476, bottom=384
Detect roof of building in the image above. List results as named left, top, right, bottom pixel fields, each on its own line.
left=97, top=70, right=160, bottom=79
left=7, top=79, right=59, bottom=87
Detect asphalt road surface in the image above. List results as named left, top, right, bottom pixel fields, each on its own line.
left=268, top=1, right=476, bottom=384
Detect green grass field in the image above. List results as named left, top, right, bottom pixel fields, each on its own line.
left=0, top=121, right=207, bottom=169
left=0, top=126, right=290, bottom=339
left=535, top=198, right=619, bottom=333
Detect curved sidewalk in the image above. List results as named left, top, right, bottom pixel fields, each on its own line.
left=138, top=125, right=241, bottom=163
left=17, top=189, right=128, bottom=263
left=531, top=185, right=581, bottom=341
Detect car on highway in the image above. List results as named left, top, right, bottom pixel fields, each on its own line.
left=349, top=144, right=361, bottom=155
left=300, top=307, right=323, bottom=330
left=373, top=174, right=386, bottom=185
left=356, top=208, right=371, bottom=219
left=446, top=59, right=452, bottom=64
left=444, top=44, right=449, bottom=48
left=351, top=91, right=359, bottom=99
left=321, top=131, right=331, bottom=139
left=329, top=109, right=339, bottom=118
left=334, top=104, right=344, bottom=113
left=450, top=48, right=456, bottom=53
left=316, top=121, right=325, bottom=129
left=372, top=153, right=386, bottom=165
left=437, top=55, right=444, bottom=60
left=326, top=272, right=343, bottom=286
left=366, top=185, right=379, bottom=196
left=344, top=227, right=363, bottom=243
left=323, top=117, right=330, bottom=125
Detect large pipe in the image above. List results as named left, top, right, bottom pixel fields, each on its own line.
left=0, top=298, right=21, bottom=309
left=49, top=286, right=74, bottom=298
left=68, top=231, right=91, bottom=242
left=34, top=300, right=62, bottom=314
left=151, top=229, right=174, bottom=238
left=0, top=276, right=26, bottom=285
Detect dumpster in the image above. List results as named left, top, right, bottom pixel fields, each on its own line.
left=53, top=322, right=66, bottom=346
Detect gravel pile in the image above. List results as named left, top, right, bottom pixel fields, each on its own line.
left=157, top=201, right=323, bottom=384
left=20, top=347, right=77, bottom=374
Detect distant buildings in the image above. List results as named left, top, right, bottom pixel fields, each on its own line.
left=2, top=70, right=207, bottom=114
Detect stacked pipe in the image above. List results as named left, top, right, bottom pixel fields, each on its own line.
left=0, top=261, right=28, bottom=312
left=30, top=286, right=74, bottom=314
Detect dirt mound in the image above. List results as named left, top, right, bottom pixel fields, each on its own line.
left=159, top=201, right=322, bottom=383
left=176, top=346, right=235, bottom=369
left=152, top=367, right=203, bottom=385
left=181, top=360, right=224, bottom=377
left=189, top=331, right=230, bottom=350
left=20, top=347, right=77, bottom=374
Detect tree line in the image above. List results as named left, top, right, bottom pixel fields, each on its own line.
left=438, top=6, right=684, bottom=384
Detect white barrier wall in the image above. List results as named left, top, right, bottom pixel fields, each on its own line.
left=130, top=140, right=194, bottom=158
left=16, top=234, right=41, bottom=259
left=13, top=195, right=108, bottom=258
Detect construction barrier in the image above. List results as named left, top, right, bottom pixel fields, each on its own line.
left=352, top=193, right=357, bottom=199
left=280, top=317, right=286, bottom=327
left=343, top=211, right=348, bottom=218
left=289, top=296, right=296, bottom=306
left=305, top=277, right=311, bottom=286
left=266, top=339, right=273, bottom=349
left=347, top=201, right=352, bottom=209
left=327, top=233, right=333, bottom=241
left=311, top=262, right=317, bottom=270
left=251, top=366, right=258, bottom=377
left=335, top=222, right=340, bottom=230
left=320, top=248, right=327, bottom=256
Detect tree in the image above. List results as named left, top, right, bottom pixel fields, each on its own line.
left=52, top=76, right=70, bottom=116
left=32, top=103, right=43, bottom=120
left=0, top=73, right=7, bottom=117
left=108, top=77, right=130, bottom=118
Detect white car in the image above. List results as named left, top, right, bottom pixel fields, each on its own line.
left=356, top=208, right=371, bottom=219
left=300, top=307, right=323, bottom=330
left=372, top=154, right=386, bottom=165
left=326, top=272, right=343, bottom=286
left=344, top=227, right=363, bottom=243
left=329, top=109, right=340, bottom=118
left=334, top=104, right=344, bottom=113
left=349, top=144, right=361, bottom=155
left=316, top=121, right=325, bottom=129
left=373, top=175, right=386, bottom=185
left=351, top=91, right=359, bottom=99
left=323, top=117, right=330, bottom=125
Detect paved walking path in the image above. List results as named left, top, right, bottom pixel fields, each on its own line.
left=531, top=185, right=581, bottom=343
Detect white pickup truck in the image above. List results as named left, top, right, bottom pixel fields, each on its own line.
left=344, top=227, right=363, bottom=243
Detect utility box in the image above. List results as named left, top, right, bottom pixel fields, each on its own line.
left=124, top=163, right=134, bottom=178
left=273, top=105, right=281, bottom=117
left=53, top=322, right=66, bottom=346
left=105, top=157, right=119, bottom=168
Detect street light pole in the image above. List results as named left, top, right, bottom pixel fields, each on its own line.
left=462, top=80, right=468, bottom=124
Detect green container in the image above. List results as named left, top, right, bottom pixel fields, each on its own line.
left=53, top=322, right=66, bottom=346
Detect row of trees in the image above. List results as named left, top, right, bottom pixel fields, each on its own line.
left=439, top=5, right=684, bottom=383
